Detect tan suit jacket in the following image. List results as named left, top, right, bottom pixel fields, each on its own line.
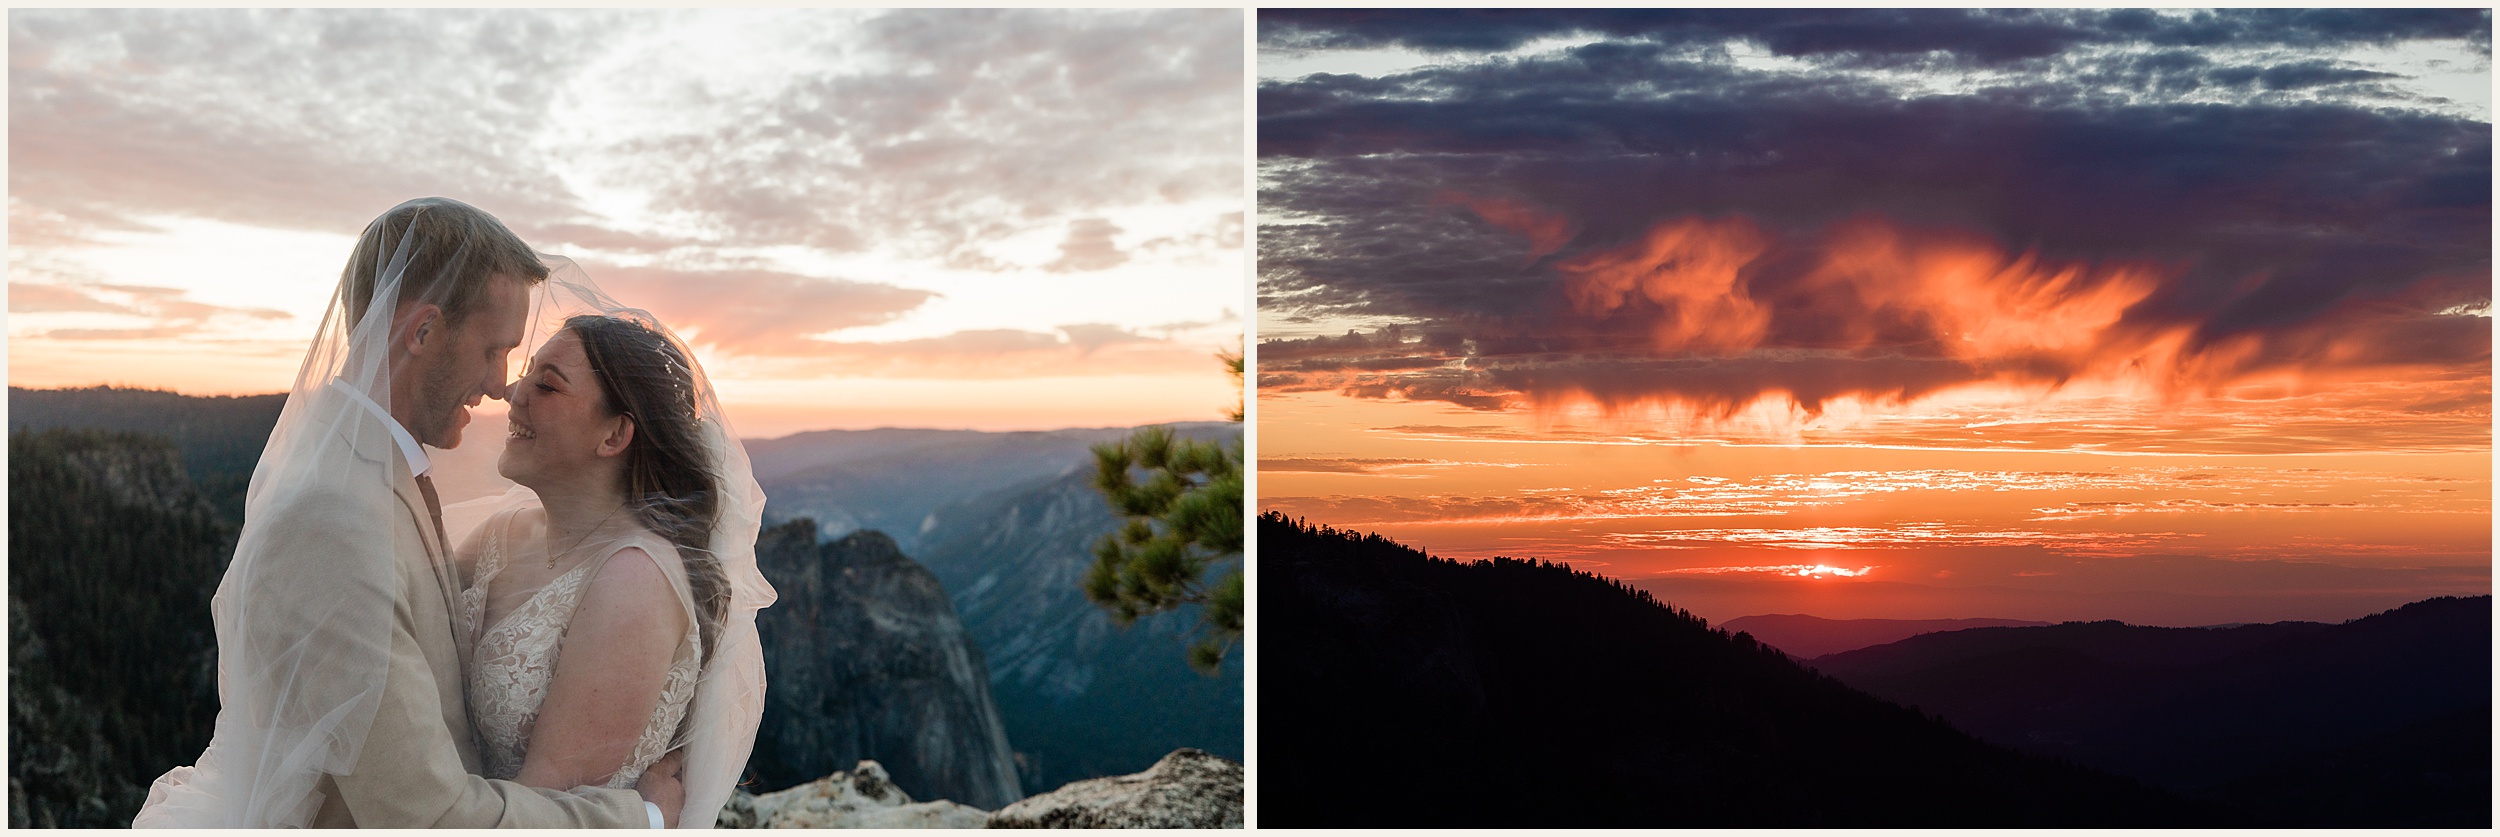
left=269, top=392, right=648, bottom=827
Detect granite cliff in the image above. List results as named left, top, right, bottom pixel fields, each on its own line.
left=748, top=520, right=1024, bottom=810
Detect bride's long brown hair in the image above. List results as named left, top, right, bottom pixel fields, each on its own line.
left=566, top=314, right=729, bottom=665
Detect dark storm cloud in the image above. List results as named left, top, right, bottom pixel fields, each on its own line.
left=1256, top=9, right=2490, bottom=415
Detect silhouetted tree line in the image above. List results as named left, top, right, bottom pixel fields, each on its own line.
left=1257, top=511, right=2229, bottom=827
left=10, top=429, right=231, bottom=827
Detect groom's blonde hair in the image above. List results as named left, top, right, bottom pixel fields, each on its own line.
left=341, top=198, right=549, bottom=328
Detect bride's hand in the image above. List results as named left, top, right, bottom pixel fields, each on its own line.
left=635, top=750, right=686, bottom=827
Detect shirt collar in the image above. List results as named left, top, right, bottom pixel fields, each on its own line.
left=329, top=379, right=433, bottom=478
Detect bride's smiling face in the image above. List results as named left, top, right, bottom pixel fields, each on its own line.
left=498, top=329, right=633, bottom=488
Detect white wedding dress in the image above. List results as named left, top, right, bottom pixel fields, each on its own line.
left=458, top=506, right=703, bottom=788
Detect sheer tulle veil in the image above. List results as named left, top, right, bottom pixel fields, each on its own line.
left=133, top=198, right=772, bottom=828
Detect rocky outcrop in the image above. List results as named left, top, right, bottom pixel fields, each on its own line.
left=749, top=521, right=1025, bottom=810
left=719, top=749, right=1245, bottom=829
left=716, top=760, right=989, bottom=829
left=986, top=748, right=1244, bottom=829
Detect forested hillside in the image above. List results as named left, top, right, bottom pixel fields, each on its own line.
left=9, top=430, right=231, bottom=827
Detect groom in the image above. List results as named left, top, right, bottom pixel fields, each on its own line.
left=298, top=199, right=681, bottom=827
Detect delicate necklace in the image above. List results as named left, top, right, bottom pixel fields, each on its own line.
left=550, top=503, right=626, bottom=570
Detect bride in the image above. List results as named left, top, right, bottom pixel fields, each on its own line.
left=459, top=313, right=729, bottom=792
left=446, top=279, right=777, bottom=823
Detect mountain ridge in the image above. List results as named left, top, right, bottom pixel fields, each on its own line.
left=1261, top=512, right=2221, bottom=826
left=1721, top=614, right=2052, bottom=659
left=1808, top=595, right=2491, bottom=825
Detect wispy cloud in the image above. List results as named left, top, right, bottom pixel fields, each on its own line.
left=586, top=264, right=935, bottom=355
left=9, top=282, right=291, bottom=340
left=1258, top=456, right=1528, bottom=475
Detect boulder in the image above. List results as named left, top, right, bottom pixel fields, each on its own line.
left=717, top=760, right=989, bottom=829
left=986, top=748, right=1243, bottom=828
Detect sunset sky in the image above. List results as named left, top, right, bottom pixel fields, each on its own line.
left=10, top=9, right=1246, bottom=438
left=1256, top=9, right=2491, bottom=625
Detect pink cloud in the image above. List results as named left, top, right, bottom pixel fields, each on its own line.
left=586, top=264, right=934, bottom=356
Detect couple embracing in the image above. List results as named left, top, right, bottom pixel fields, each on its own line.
left=134, top=198, right=776, bottom=828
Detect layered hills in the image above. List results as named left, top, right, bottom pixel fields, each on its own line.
left=751, top=421, right=1245, bottom=795
left=746, top=423, right=1230, bottom=554
left=1259, top=513, right=2219, bottom=827
left=1720, top=614, right=2051, bottom=659
left=1808, top=597, right=2492, bottom=826
left=914, top=458, right=1245, bottom=795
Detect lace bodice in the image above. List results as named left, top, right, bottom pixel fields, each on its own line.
left=458, top=510, right=702, bottom=789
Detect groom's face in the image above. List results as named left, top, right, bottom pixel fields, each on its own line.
left=411, top=274, right=530, bottom=449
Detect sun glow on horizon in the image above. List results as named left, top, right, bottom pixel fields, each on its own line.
left=1659, top=563, right=1876, bottom=579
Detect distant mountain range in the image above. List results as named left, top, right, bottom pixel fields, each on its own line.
left=748, top=421, right=1244, bottom=795
left=746, top=423, right=1232, bottom=554
left=1720, top=614, right=2051, bottom=659
left=1260, top=513, right=2220, bottom=827
left=913, top=448, right=1245, bottom=796
left=1809, top=597, right=2492, bottom=826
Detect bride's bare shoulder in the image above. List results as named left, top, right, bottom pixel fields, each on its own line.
left=575, top=544, right=690, bottom=638
left=582, top=537, right=693, bottom=621
left=613, top=533, right=691, bottom=582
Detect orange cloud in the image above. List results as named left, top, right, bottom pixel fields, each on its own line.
left=1265, top=209, right=2488, bottom=436
left=1558, top=215, right=1774, bottom=353
left=1436, top=191, right=1576, bottom=261
left=1797, top=218, right=2171, bottom=363
left=10, top=282, right=292, bottom=340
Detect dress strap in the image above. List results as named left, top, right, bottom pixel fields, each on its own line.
left=467, top=505, right=535, bottom=584
left=607, top=536, right=692, bottom=589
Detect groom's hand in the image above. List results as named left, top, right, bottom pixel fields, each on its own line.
left=635, top=751, right=686, bottom=828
